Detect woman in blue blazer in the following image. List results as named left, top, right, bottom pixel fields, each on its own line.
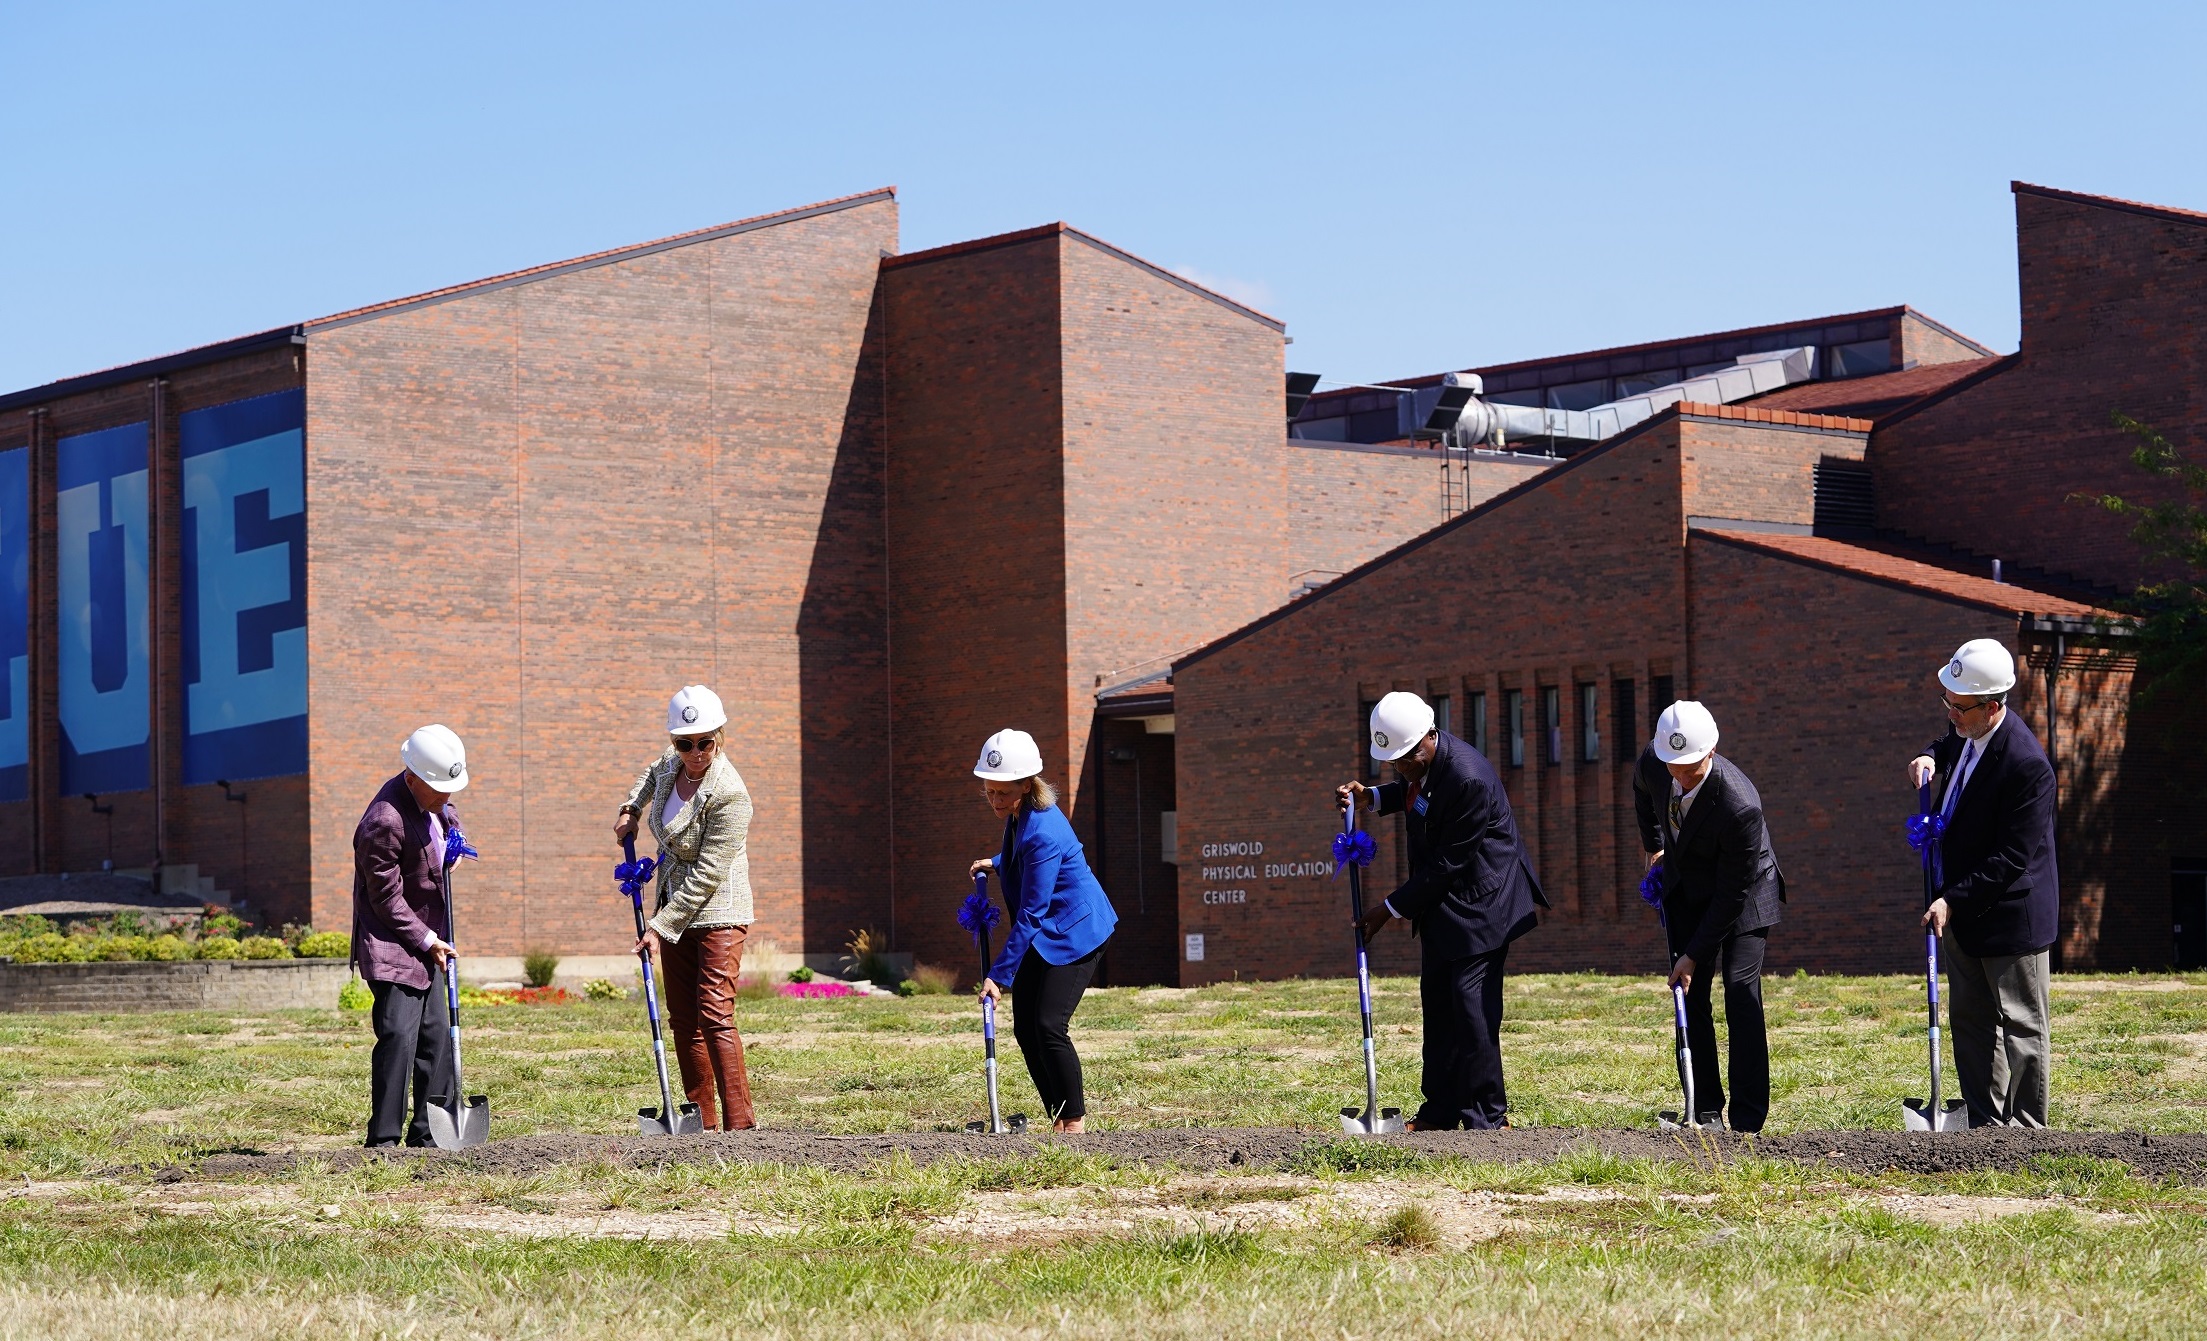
left=968, top=728, right=1118, bottom=1131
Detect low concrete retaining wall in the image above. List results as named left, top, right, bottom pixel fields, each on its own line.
left=0, top=958, right=352, bottom=1013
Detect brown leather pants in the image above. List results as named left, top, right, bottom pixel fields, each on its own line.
left=660, top=925, right=755, bottom=1130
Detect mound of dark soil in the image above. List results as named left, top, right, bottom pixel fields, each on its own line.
left=179, top=1124, right=2207, bottom=1184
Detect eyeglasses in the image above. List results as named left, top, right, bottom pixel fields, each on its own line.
left=672, top=736, right=718, bottom=753
left=1939, top=696, right=1992, bottom=715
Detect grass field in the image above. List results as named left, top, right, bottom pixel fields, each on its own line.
left=5, top=971, right=2207, bottom=1337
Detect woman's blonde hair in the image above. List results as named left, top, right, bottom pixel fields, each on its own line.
left=982, top=775, right=1057, bottom=812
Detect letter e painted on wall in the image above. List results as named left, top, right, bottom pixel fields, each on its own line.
left=180, top=389, right=307, bottom=784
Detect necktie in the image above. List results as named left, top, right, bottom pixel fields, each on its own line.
left=1667, top=794, right=1683, bottom=841
left=1941, top=741, right=1976, bottom=819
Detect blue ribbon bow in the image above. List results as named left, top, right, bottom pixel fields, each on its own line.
left=443, top=823, right=479, bottom=868
left=1331, top=829, right=1376, bottom=877
left=957, top=888, right=1002, bottom=946
left=1639, top=860, right=1666, bottom=928
left=614, top=856, right=658, bottom=899
left=1906, top=812, right=1948, bottom=855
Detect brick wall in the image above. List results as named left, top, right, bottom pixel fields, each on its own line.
left=1898, top=309, right=1995, bottom=367
left=305, top=194, right=897, bottom=959
left=1875, top=187, right=2207, bottom=593
left=1284, top=442, right=1553, bottom=585
left=882, top=230, right=1070, bottom=974
left=0, top=957, right=350, bottom=1012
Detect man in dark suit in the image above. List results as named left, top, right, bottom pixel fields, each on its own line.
left=1338, top=691, right=1547, bottom=1130
left=1906, top=638, right=2057, bottom=1127
left=1632, top=701, right=1785, bottom=1132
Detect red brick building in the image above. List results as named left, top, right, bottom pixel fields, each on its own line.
left=3, top=180, right=2198, bottom=982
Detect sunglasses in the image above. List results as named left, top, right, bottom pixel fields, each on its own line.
left=672, top=736, right=719, bottom=753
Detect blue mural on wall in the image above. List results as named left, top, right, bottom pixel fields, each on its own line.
left=180, top=388, right=306, bottom=783
left=56, top=423, right=151, bottom=794
left=0, top=446, right=27, bottom=802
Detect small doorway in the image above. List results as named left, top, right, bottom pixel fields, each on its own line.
left=2174, top=861, right=2207, bottom=971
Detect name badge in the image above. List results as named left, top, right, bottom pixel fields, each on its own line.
left=1411, top=792, right=1429, bottom=816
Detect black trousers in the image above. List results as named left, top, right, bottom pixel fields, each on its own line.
left=367, top=975, right=455, bottom=1147
left=1415, top=941, right=1511, bottom=1130
left=1010, top=945, right=1102, bottom=1121
left=1667, top=923, right=1770, bottom=1133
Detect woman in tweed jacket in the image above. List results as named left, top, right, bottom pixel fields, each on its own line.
left=614, top=684, right=757, bottom=1129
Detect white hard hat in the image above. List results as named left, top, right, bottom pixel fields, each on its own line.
left=667, top=685, right=727, bottom=736
left=973, top=728, right=1043, bottom=782
left=1938, top=639, right=2016, bottom=697
left=400, top=724, right=470, bottom=793
left=1651, top=700, right=1718, bottom=766
left=1368, top=691, right=1436, bottom=762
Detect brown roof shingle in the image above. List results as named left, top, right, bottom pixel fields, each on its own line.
left=1695, top=530, right=2123, bottom=620
left=1744, top=356, right=2009, bottom=421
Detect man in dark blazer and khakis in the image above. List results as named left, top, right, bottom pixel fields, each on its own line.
left=1339, top=691, right=1548, bottom=1130
left=1632, top=700, right=1785, bottom=1132
left=1907, top=638, right=2058, bottom=1127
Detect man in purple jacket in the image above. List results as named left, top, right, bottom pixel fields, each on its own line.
left=352, top=724, right=469, bottom=1147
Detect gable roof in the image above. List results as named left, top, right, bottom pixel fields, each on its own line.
left=310, top=188, right=897, bottom=330
left=885, top=223, right=1286, bottom=333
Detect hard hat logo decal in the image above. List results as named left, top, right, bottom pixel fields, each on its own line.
left=449, top=762, right=465, bottom=779
left=1669, top=732, right=1687, bottom=751
left=681, top=705, right=699, bottom=724
left=1374, top=731, right=1389, bottom=749
left=985, top=749, right=1003, bottom=769
left=1950, top=659, right=1963, bottom=677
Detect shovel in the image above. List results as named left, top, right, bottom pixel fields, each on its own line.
left=1904, top=784, right=1967, bottom=1132
left=1337, top=807, right=1403, bottom=1135
left=424, top=832, right=489, bottom=1150
left=961, top=871, right=1027, bottom=1135
left=620, top=838, right=703, bottom=1137
left=1657, top=981, right=1700, bottom=1130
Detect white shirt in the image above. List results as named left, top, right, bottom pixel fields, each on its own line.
left=1942, top=708, right=2006, bottom=813
left=1664, top=763, right=1714, bottom=845
left=662, top=780, right=689, bottom=828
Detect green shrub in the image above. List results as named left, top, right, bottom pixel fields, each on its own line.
left=0, top=914, right=57, bottom=938
left=93, top=935, right=155, bottom=962
left=583, top=978, right=625, bottom=1001
left=148, top=934, right=191, bottom=962
left=196, top=936, right=244, bottom=961
left=295, top=931, right=351, bottom=960
left=239, top=936, right=291, bottom=960
left=202, top=909, right=248, bottom=937
left=788, top=965, right=816, bottom=983
left=15, top=933, right=90, bottom=964
left=338, top=976, right=373, bottom=1011
left=522, top=948, right=560, bottom=988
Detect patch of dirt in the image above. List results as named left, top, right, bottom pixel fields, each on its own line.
left=1875, top=1193, right=2135, bottom=1227
left=925, top=1175, right=1515, bottom=1248
left=171, top=1124, right=2207, bottom=1185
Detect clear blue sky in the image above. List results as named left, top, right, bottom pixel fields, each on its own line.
left=5, top=2, right=2204, bottom=394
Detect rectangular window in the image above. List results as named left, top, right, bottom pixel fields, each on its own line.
left=1469, top=691, right=1488, bottom=756
left=1505, top=690, right=1524, bottom=768
left=1542, top=686, right=1561, bottom=765
left=1613, top=678, right=1637, bottom=763
left=1652, top=675, right=1676, bottom=723
left=1432, top=694, right=1451, bottom=737
left=1358, top=700, right=1378, bottom=783
left=1579, top=683, right=1599, bottom=763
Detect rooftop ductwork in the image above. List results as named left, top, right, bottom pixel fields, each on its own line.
left=1437, top=347, right=1818, bottom=450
